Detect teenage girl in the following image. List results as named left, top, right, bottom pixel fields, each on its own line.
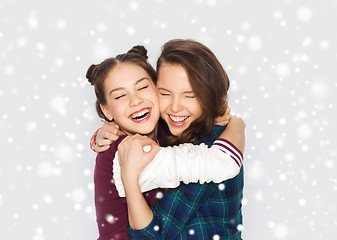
left=88, top=43, right=245, bottom=239
left=93, top=40, right=245, bottom=239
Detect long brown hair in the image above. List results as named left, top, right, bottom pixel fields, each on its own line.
left=157, top=39, right=230, bottom=145
left=86, top=46, right=156, bottom=122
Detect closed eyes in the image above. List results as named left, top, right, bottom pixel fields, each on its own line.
left=115, top=94, right=126, bottom=100
left=138, top=85, right=149, bottom=91
left=114, top=85, right=149, bottom=100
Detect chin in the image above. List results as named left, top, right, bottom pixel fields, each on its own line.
left=168, top=127, right=184, bottom=137
left=137, top=125, right=157, bottom=135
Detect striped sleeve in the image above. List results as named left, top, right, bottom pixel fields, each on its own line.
left=212, top=138, right=244, bottom=168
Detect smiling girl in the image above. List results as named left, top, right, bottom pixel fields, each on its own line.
left=93, top=40, right=245, bottom=239
left=87, top=47, right=161, bottom=239
left=88, top=43, right=245, bottom=239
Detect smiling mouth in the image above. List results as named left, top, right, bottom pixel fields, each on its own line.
left=168, top=115, right=190, bottom=126
left=129, top=108, right=151, bottom=123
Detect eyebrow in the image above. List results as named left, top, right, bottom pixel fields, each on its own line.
left=157, top=87, right=194, bottom=94
left=109, top=77, right=149, bottom=95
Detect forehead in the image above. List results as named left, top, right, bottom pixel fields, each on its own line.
left=106, top=62, right=150, bottom=87
left=109, top=62, right=147, bottom=79
left=157, top=63, right=193, bottom=90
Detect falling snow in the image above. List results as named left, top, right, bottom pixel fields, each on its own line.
left=274, top=224, right=289, bottom=238
left=248, top=35, right=263, bottom=51
left=0, top=0, right=336, bottom=239
left=213, top=234, right=220, bottom=240
left=105, top=214, right=116, bottom=224
left=297, top=6, right=313, bottom=22
left=218, top=183, right=225, bottom=191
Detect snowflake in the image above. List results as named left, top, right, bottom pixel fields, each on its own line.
left=105, top=214, right=116, bottom=224
left=213, top=234, right=220, bottom=240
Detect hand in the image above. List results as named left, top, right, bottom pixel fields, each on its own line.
left=94, top=122, right=124, bottom=152
left=215, top=102, right=231, bottom=126
left=228, top=115, right=246, bottom=129
left=118, top=134, right=160, bottom=182
left=219, top=114, right=246, bottom=153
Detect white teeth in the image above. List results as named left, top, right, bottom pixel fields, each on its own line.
left=131, top=109, right=150, bottom=120
left=169, top=115, right=189, bottom=122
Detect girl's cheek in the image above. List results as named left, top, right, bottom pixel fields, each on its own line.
left=158, top=100, right=167, bottom=114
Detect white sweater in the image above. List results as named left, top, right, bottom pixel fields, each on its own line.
left=113, top=138, right=243, bottom=197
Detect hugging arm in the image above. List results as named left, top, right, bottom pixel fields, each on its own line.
left=118, top=116, right=245, bottom=238
left=127, top=183, right=217, bottom=239
left=117, top=135, right=160, bottom=230
left=113, top=116, right=245, bottom=197
left=90, top=122, right=124, bottom=152
left=94, top=138, right=130, bottom=239
left=119, top=140, right=221, bottom=239
left=91, top=105, right=231, bottom=153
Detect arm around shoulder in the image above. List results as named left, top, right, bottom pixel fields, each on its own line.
left=218, top=115, right=246, bottom=153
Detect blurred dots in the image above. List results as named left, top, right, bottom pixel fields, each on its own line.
left=275, top=63, right=291, bottom=78
left=72, top=188, right=86, bottom=202
left=248, top=35, right=263, bottom=51
left=297, top=7, right=313, bottom=21
left=274, top=224, right=288, bottom=238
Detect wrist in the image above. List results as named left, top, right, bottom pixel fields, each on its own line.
left=122, top=176, right=141, bottom=196
left=121, top=170, right=139, bottom=185
left=90, top=127, right=101, bottom=151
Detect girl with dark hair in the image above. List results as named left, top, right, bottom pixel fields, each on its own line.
left=87, top=46, right=160, bottom=240
left=93, top=39, right=245, bottom=239
left=88, top=43, right=245, bottom=239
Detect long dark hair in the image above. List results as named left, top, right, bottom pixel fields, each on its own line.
left=157, top=39, right=230, bottom=145
left=86, top=46, right=157, bottom=122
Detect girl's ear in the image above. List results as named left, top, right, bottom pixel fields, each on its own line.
left=100, top=104, right=113, bottom=121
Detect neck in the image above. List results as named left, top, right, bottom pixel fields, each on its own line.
left=146, top=124, right=158, bottom=141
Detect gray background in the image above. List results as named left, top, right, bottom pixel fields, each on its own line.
left=0, top=0, right=336, bottom=239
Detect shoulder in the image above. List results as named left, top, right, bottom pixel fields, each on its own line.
left=157, top=117, right=171, bottom=145
left=213, top=125, right=226, bottom=133
left=197, top=125, right=227, bottom=146
left=211, top=125, right=226, bottom=139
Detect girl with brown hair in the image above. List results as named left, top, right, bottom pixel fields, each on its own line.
left=88, top=42, right=245, bottom=239
left=94, top=39, right=245, bottom=239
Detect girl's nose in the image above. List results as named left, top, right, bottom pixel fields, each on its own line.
left=129, top=93, right=144, bottom=107
left=170, top=97, right=184, bottom=113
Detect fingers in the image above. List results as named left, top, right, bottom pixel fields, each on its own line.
left=109, top=122, right=119, bottom=129
left=225, top=106, right=231, bottom=115
left=136, top=140, right=160, bottom=167
left=223, top=106, right=231, bottom=120
left=215, top=103, right=233, bottom=126
left=106, top=123, right=121, bottom=133
left=146, top=142, right=160, bottom=159
left=96, top=138, right=113, bottom=147
left=117, top=135, right=159, bottom=177
left=96, top=123, right=124, bottom=148
left=94, top=144, right=110, bottom=153
left=118, top=134, right=157, bottom=152
left=116, top=129, right=125, bottom=137
left=100, top=131, right=120, bottom=141
left=215, top=115, right=231, bottom=126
